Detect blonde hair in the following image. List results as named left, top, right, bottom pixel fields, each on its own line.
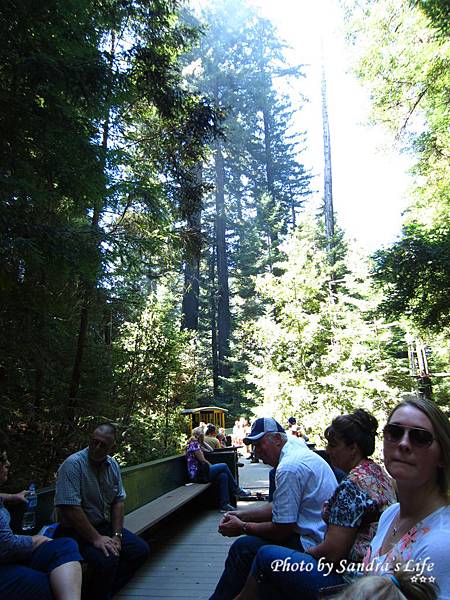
left=192, top=426, right=204, bottom=439
left=388, top=396, right=450, bottom=499
left=334, top=570, right=438, bottom=600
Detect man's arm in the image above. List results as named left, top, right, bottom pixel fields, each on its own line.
left=110, top=501, right=124, bottom=552
left=227, top=502, right=273, bottom=523
left=111, top=500, right=124, bottom=533
left=219, top=514, right=295, bottom=543
left=58, top=505, right=119, bottom=557
left=58, top=505, right=100, bottom=543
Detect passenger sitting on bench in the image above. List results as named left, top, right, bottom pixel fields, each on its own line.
left=204, top=424, right=221, bottom=450
left=216, top=430, right=227, bottom=448
left=210, top=418, right=338, bottom=600
left=234, top=409, right=396, bottom=600
left=0, top=446, right=83, bottom=600
left=186, top=427, right=250, bottom=513
left=53, top=422, right=150, bottom=600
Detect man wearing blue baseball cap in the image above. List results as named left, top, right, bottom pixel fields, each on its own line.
left=209, top=417, right=337, bottom=600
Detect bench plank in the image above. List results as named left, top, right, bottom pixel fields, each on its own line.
left=124, top=483, right=211, bottom=535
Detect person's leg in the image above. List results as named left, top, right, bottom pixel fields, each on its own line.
left=54, top=525, right=118, bottom=600
left=30, top=537, right=83, bottom=600
left=210, top=463, right=240, bottom=494
left=210, top=467, right=230, bottom=507
left=49, top=562, right=82, bottom=600
left=112, top=528, right=150, bottom=594
left=77, top=538, right=119, bottom=600
left=0, top=564, right=52, bottom=600
left=210, top=464, right=234, bottom=507
left=252, top=545, right=344, bottom=600
left=209, top=535, right=269, bottom=600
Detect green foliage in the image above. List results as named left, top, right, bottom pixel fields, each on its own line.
left=411, top=0, right=450, bottom=36
left=245, top=212, right=413, bottom=446
left=343, top=0, right=449, bottom=336
left=113, top=284, right=195, bottom=465
left=184, top=0, right=312, bottom=410
left=0, top=0, right=221, bottom=486
left=373, top=223, right=450, bottom=330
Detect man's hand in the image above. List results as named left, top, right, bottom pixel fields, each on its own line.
left=31, top=535, right=52, bottom=549
left=111, top=534, right=122, bottom=553
left=93, top=535, right=120, bottom=557
left=218, top=514, right=246, bottom=537
left=219, top=509, right=243, bottom=524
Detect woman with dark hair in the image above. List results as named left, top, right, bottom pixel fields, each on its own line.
left=361, top=396, right=450, bottom=599
left=234, top=409, right=396, bottom=599
left=323, top=408, right=397, bottom=562
left=0, top=448, right=83, bottom=600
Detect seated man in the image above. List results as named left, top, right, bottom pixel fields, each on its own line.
left=209, top=417, right=337, bottom=600
left=54, top=422, right=150, bottom=599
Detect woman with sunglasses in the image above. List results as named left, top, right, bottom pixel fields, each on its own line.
left=0, top=446, right=83, bottom=600
left=362, top=396, right=450, bottom=598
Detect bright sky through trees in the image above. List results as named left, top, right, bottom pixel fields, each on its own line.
left=210, top=0, right=414, bottom=251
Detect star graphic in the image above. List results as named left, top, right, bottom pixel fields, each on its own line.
left=428, top=576, right=436, bottom=583
left=420, top=576, right=427, bottom=583
left=411, top=575, right=418, bottom=583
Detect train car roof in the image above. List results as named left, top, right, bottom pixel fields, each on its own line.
left=182, top=406, right=228, bottom=414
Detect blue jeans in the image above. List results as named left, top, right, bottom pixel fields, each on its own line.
left=0, top=537, right=82, bottom=600
left=209, top=463, right=239, bottom=508
left=209, top=534, right=302, bottom=600
left=55, top=523, right=150, bottom=599
left=252, top=545, right=344, bottom=600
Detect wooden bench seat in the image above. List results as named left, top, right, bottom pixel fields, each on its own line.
left=124, top=482, right=212, bottom=535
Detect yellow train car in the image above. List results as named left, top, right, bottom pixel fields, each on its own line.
left=182, top=406, right=228, bottom=435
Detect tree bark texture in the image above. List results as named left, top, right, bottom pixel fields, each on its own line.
left=182, top=166, right=203, bottom=331
left=214, top=143, right=230, bottom=380
left=209, top=243, right=219, bottom=396
left=321, top=63, right=335, bottom=250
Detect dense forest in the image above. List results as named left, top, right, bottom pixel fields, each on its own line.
left=0, top=0, right=448, bottom=488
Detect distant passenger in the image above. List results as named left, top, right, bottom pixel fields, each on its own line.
left=217, top=429, right=228, bottom=448
left=53, top=422, right=150, bottom=600
left=186, top=427, right=250, bottom=513
left=204, top=424, right=221, bottom=450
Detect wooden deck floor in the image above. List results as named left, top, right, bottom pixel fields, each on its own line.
left=116, top=461, right=270, bottom=599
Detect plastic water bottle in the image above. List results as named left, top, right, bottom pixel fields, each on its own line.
left=22, top=483, right=37, bottom=531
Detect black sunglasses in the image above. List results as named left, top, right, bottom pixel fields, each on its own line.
left=383, top=423, right=435, bottom=448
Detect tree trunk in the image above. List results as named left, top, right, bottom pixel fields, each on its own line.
left=262, top=105, right=278, bottom=269
left=209, top=243, right=219, bottom=396
left=263, top=107, right=276, bottom=212
left=321, top=62, right=335, bottom=252
left=214, top=143, right=230, bottom=380
left=182, top=165, right=202, bottom=331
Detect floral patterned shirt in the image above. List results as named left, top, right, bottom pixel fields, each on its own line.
left=363, top=503, right=450, bottom=600
left=186, top=439, right=201, bottom=481
left=326, top=459, right=396, bottom=562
